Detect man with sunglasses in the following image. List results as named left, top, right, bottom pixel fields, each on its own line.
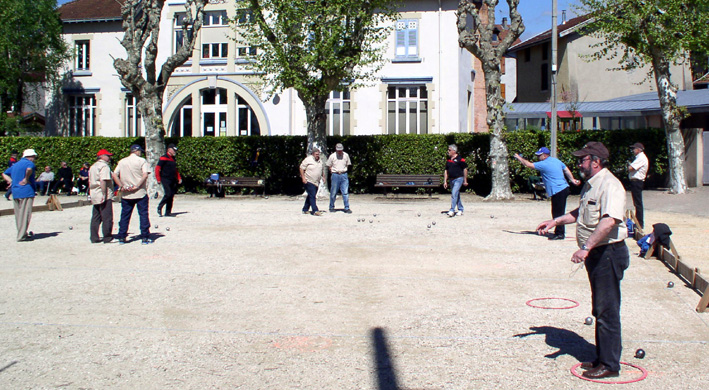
left=536, top=141, right=629, bottom=379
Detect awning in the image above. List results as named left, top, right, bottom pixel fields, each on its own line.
left=546, top=110, right=582, bottom=119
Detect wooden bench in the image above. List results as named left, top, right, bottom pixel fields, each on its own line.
left=374, top=174, right=441, bottom=197
left=205, top=176, right=266, bottom=196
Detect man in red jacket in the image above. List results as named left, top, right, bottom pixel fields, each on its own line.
left=155, top=144, right=182, bottom=217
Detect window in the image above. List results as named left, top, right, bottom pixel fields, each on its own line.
left=173, top=13, right=193, bottom=54
left=236, top=46, right=257, bottom=58
left=170, top=97, right=193, bottom=137
left=387, top=86, right=428, bottom=134
left=541, top=63, right=549, bottom=91
left=395, top=19, right=418, bottom=59
left=201, top=88, right=228, bottom=136
left=524, top=48, right=531, bottom=62
left=542, top=42, right=549, bottom=61
left=204, top=10, right=228, bottom=26
left=125, top=94, right=143, bottom=137
left=236, top=8, right=253, bottom=24
left=327, top=90, right=350, bottom=136
left=75, top=40, right=90, bottom=71
left=68, top=95, right=96, bottom=137
left=236, top=94, right=260, bottom=136
left=202, top=43, right=228, bottom=59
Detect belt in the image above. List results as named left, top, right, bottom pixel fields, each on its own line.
left=593, top=241, right=627, bottom=250
left=333, top=171, right=347, bottom=174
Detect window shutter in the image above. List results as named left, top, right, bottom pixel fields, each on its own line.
left=407, top=24, right=417, bottom=57
left=396, top=25, right=406, bottom=57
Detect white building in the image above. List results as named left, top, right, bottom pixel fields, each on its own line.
left=50, top=0, right=507, bottom=138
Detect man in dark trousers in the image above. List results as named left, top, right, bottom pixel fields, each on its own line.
left=443, top=144, right=468, bottom=217
left=537, top=142, right=629, bottom=379
left=55, top=161, right=74, bottom=195
left=155, top=143, right=182, bottom=217
left=89, top=149, right=115, bottom=243
left=4, top=150, right=18, bottom=200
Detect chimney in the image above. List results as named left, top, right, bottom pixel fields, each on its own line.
left=562, top=10, right=567, bottom=24
left=502, top=17, right=508, bottom=29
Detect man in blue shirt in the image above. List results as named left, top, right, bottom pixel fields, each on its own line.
left=2, top=149, right=38, bottom=241
left=515, top=147, right=581, bottom=240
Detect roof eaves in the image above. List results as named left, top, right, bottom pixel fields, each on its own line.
left=63, top=17, right=122, bottom=24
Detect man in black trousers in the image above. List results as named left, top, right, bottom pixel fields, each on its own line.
left=155, top=144, right=182, bottom=217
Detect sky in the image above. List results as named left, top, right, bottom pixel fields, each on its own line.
left=56, top=0, right=583, bottom=42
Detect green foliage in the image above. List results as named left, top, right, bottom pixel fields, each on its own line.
left=0, top=129, right=670, bottom=194
left=0, top=0, right=70, bottom=114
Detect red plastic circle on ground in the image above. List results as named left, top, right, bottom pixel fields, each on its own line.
left=525, top=297, right=580, bottom=310
left=570, top=362, right=649, bottom=384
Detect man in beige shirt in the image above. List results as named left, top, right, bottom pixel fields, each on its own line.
left=299, top=148, right=326, bottom=216
left=537, top=141, right=629, bottom=380
left=326, top=143, right=352, bottom=213
left=112, top=144, right=152, bottom=244
left=89, top=149, right=115, bottom=243
left=627, top=142, right=649, bottom=228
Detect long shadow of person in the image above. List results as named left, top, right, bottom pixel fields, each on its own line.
left=514, top=326, right=596, bottom=362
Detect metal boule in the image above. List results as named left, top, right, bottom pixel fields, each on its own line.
left=667, top=281, right=674, bottom=288
left=635, top=348, right=645, bottom=359
left=584, top=317, right=593, bottom=325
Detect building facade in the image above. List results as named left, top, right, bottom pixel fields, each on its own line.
left=49, top=0, right=502, bottom=138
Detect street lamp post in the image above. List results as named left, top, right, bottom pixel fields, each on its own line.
left=551, top=0, right=558, bottom=157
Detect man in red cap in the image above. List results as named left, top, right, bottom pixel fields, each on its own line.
left=537, top=141, right=629, bottom=379
left=89, top=149, right=115, bottom=243
left=155, top=143, right=182, bottom=217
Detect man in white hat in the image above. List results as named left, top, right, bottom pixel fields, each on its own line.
left=2, top=149, right=38, bottom=241
left=326, top=143, right=352, bottom=213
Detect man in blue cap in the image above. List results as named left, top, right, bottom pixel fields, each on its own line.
left=514, top=147, right=581, bottom=240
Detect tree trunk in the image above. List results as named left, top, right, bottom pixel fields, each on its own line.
left=483, top=64, right=513, bottom=200
left=301, top=93, right=330, bottom=199
left=138, top=92, right=166, bottom=198
left=651, top=51, right=687, bottom=194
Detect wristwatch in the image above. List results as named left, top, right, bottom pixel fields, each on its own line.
left=581, top=244, right=590, bottom=251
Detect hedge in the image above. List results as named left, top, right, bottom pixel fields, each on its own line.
left=0, top=129, right=668, bottom=196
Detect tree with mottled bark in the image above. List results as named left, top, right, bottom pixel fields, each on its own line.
left=457, top=0, right=524, bottom=200
left=237, top=0, right=398, bottom=156
left=579, top=0, right=709, bottom=194
left=113, top=0, right=206, bottom=196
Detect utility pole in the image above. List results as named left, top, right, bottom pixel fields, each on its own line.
left=550, top=0, right=558, bottom=157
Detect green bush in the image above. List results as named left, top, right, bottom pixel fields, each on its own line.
left=0, top=128, right=669, bottom=195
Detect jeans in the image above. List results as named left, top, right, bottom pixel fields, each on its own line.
left=449, top=177, right=464, bottom=213
left=36, top=181, right=51, bottom=195
left=329, top=173, right=350, bottom=210
left=302, top=182, right=319, bottom=213
left=550, top=187, right=569, bottom=237
left=585, top=241, right=629, bottom=372
left=629, top=180, right=644, bottom=228
left=117, top=195, right=151, bottom=239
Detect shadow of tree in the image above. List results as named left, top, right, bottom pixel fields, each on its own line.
left=371, top=327, right=399, bottom=390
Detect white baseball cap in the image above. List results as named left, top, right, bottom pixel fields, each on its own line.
left=22, top=149, right=37, bottom=158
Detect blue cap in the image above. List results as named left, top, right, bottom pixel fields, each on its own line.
left=535, top=147, right=551, bottom=155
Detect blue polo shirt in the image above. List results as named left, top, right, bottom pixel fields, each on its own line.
left=3, top=158, right=36, bottom=199
left=533, top=156, right=569, bottom=197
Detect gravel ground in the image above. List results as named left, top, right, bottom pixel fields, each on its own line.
left=0, top=190, right=707, bottom=389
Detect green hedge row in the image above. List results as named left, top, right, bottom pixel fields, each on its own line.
left=0, top=129, right=668, bottom=195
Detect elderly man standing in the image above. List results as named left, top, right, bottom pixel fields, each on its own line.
left=156, top=143, right=182, bottom=217
left=537, top=142, right=629, bottom=379
left=112, top=144, right=152, bottom=244
left=89, top=149, right=115, bottom=243
left=2, top=149, right=38, bottom=241
left=627, top=142, right=648, bottom=229
left=326, top=143, right=352, bottom=213
left=299, top=148, right=327, bottom=216
left=514, top=147, right=581, bottom=240
left=444, top=144, right=468, bottom=217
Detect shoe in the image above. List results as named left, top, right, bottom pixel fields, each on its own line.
left=455, top=211, right=463, bottom=217
left=302, top=211, right=310, bottom=215
left=117, top=238, right=127, bottom=245
left=91, top=239, right=102, bottom=244
left=18, top=235, right=34, bottom=242
left=548, top=234, right=565, bottom=240
left=329, top=209, right=335, bottom=213
left=344, top=209, right=352, bottom=214
left=141, top=238, right=154, bottom=245
left=157, top=207, right=162, bottom=217
left=580, top=362, right=598, bottom=370
left=164, top=213, right=174, bottom=217
left=312, top=211, right=323, bottom=216
left=447, top=211, right=455, bottom=217
left=103, top=238, right=115, bottom=244
left=582, top=364, right=619, bottom=379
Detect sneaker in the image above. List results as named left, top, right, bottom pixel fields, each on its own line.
left=344, top=209, right=352, bottom=214
left=312, top=211, right=323, bottom=216
left=117, top=238, right=127, bottom=245
left=329, top=209, right=336, bottom=213
left=141, top=238, right=154, bottom=245
left=447, top=211, right=455, bottom=217
left=455, top=211, right=463, bottom=217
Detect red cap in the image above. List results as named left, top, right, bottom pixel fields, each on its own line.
left=97, top=149, right=113, bottom=157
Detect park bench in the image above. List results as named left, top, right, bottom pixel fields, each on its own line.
left=374, top=174, right=441, bottom=198
left=205, top=176, right=266, bottom=197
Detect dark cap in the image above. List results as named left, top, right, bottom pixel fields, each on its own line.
left=629, top=142, right=644, bottom=151
left=130, top=144, right=144, bottom=152
left=11, top=150, right=18, bottom=155
left=167, top=143, right=177, bottom=151
left=571, top=141, right=609, bottom=159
